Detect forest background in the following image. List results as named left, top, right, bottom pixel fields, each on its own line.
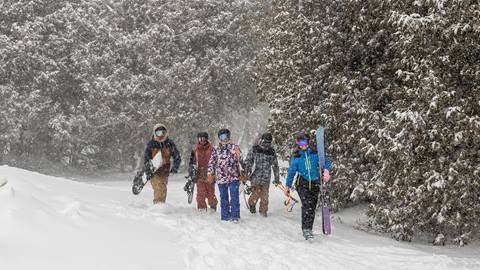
left=0, top=0, right=478, bottom=245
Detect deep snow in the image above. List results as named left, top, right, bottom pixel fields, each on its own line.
left=1, top=165, right=479, bottom=270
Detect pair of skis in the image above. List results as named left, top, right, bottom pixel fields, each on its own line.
left=316, top=127, right=331, bottom=235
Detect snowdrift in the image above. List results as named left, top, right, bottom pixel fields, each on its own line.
left=1, top=166, right=479, bottom=270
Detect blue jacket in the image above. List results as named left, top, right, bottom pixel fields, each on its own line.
left=285, top=148, right=331, bottom=188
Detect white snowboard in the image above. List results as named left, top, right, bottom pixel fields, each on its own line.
left=141, top=152, right=164, bottom=183
left=151, top=151, right=164, bottom=169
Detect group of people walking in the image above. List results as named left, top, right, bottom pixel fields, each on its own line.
left=142, top=124, right=331, bottom=237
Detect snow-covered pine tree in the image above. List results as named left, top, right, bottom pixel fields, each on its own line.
left=0, top=0, right=264, bottom=171
left=366, top=0, right=480, bottom=245
left=257, top=0, right=479, bottom=244
left=256, top=0, right=387, bottom=210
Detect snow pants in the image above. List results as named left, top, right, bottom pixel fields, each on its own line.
left=218, top=180, right=240, bottom=220
left=296, top=181, right=321, bottom=230
left=248, top=182, right=269, bottom=214
left=196, top=181, right=218, bottom=210
left=151, top=174, right=168, bottom=204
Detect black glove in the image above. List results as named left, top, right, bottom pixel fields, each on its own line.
left=170, top=168, right=178, bottom=174
left=144, top=161, right=154, bottom=180
left=272, top=179, right=281, bottom=186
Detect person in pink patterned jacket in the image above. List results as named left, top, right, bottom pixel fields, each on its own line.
left=207, top=128, right=242, bottom=222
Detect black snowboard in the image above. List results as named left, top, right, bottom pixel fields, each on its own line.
left=184, top=175, right=195, bottom=204
left=132, top=161, right=154, bottom=195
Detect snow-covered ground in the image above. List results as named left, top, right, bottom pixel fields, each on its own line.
left=1, top=165, right=479, bottom=270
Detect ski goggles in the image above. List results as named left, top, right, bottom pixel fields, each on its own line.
left=218, top=133, right=229, bottom=141
left=260, top=140, right=272, bottom=146
left=155, top=128, right=166, bottom=137
left=260, top=139, right=272, bottom=146
left=198, top=137, right=207, bottom=143
left=295, top=139, right=309, bottom=147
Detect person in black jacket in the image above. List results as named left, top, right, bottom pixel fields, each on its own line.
left=143, top=123, right=181, bottom=204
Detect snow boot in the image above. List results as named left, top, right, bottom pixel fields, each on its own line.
left=302, top=229, right=314, bottom=240
left=249, top=204, right=256, bottom=214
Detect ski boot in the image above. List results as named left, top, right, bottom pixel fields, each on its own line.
left=302, top=229, right=314, bottom=240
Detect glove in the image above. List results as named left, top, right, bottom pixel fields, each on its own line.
left=284, top=186, right=290, bottom=197
left=323, top=169, right=330, bottom=183
left=170, top=168, right=178, bottom=174
left=207, top=174, right=215, bottom=184
left=144, top=161, right=154, bottom=180
left=239, top=174, right=248, bottom=183
left=272, top=179, right=281, bottom=186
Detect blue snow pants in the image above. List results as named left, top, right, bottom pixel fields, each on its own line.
left=217, top=180, right=240, bottom=220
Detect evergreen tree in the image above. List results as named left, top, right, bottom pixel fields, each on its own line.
left=0, top=0, right=264, bottom=171
left=257, top=0, right=479, bottom=244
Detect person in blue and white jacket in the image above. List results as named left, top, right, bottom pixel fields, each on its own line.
left=284, top=132, right=331, bottom=239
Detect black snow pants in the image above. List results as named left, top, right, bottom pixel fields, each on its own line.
left=296, top=180, right=321, bottom=230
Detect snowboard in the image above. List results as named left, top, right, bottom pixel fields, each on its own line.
left=184, top=172, right=196, bottom=204
left=240, top=181, right=253, bottom=210
left=316, top=127, right=331, bottom=235
left=132, top=152, right=163, bottom=195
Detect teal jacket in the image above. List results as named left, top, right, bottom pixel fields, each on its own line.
left=285, top=148, right=331, bottom=188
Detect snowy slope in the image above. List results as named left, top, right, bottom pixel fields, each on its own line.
left=1, top=165, right=479, bottom=270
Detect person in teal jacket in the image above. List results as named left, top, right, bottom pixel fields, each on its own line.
left=284, top=132, right=331, bottom=239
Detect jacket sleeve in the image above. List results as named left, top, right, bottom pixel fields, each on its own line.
left=325, top=159, right=332, bottom=171
left=272, top=151, right=280, bottom=182
left=143, top=141, right=153, bottom=165
left=170, top=141, right=181, bottom=171
left=207, top=148, right=217, bottom=175
left=243, top=149, right=254, bottom=175
left=285, top=157, right=298, bottom=188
